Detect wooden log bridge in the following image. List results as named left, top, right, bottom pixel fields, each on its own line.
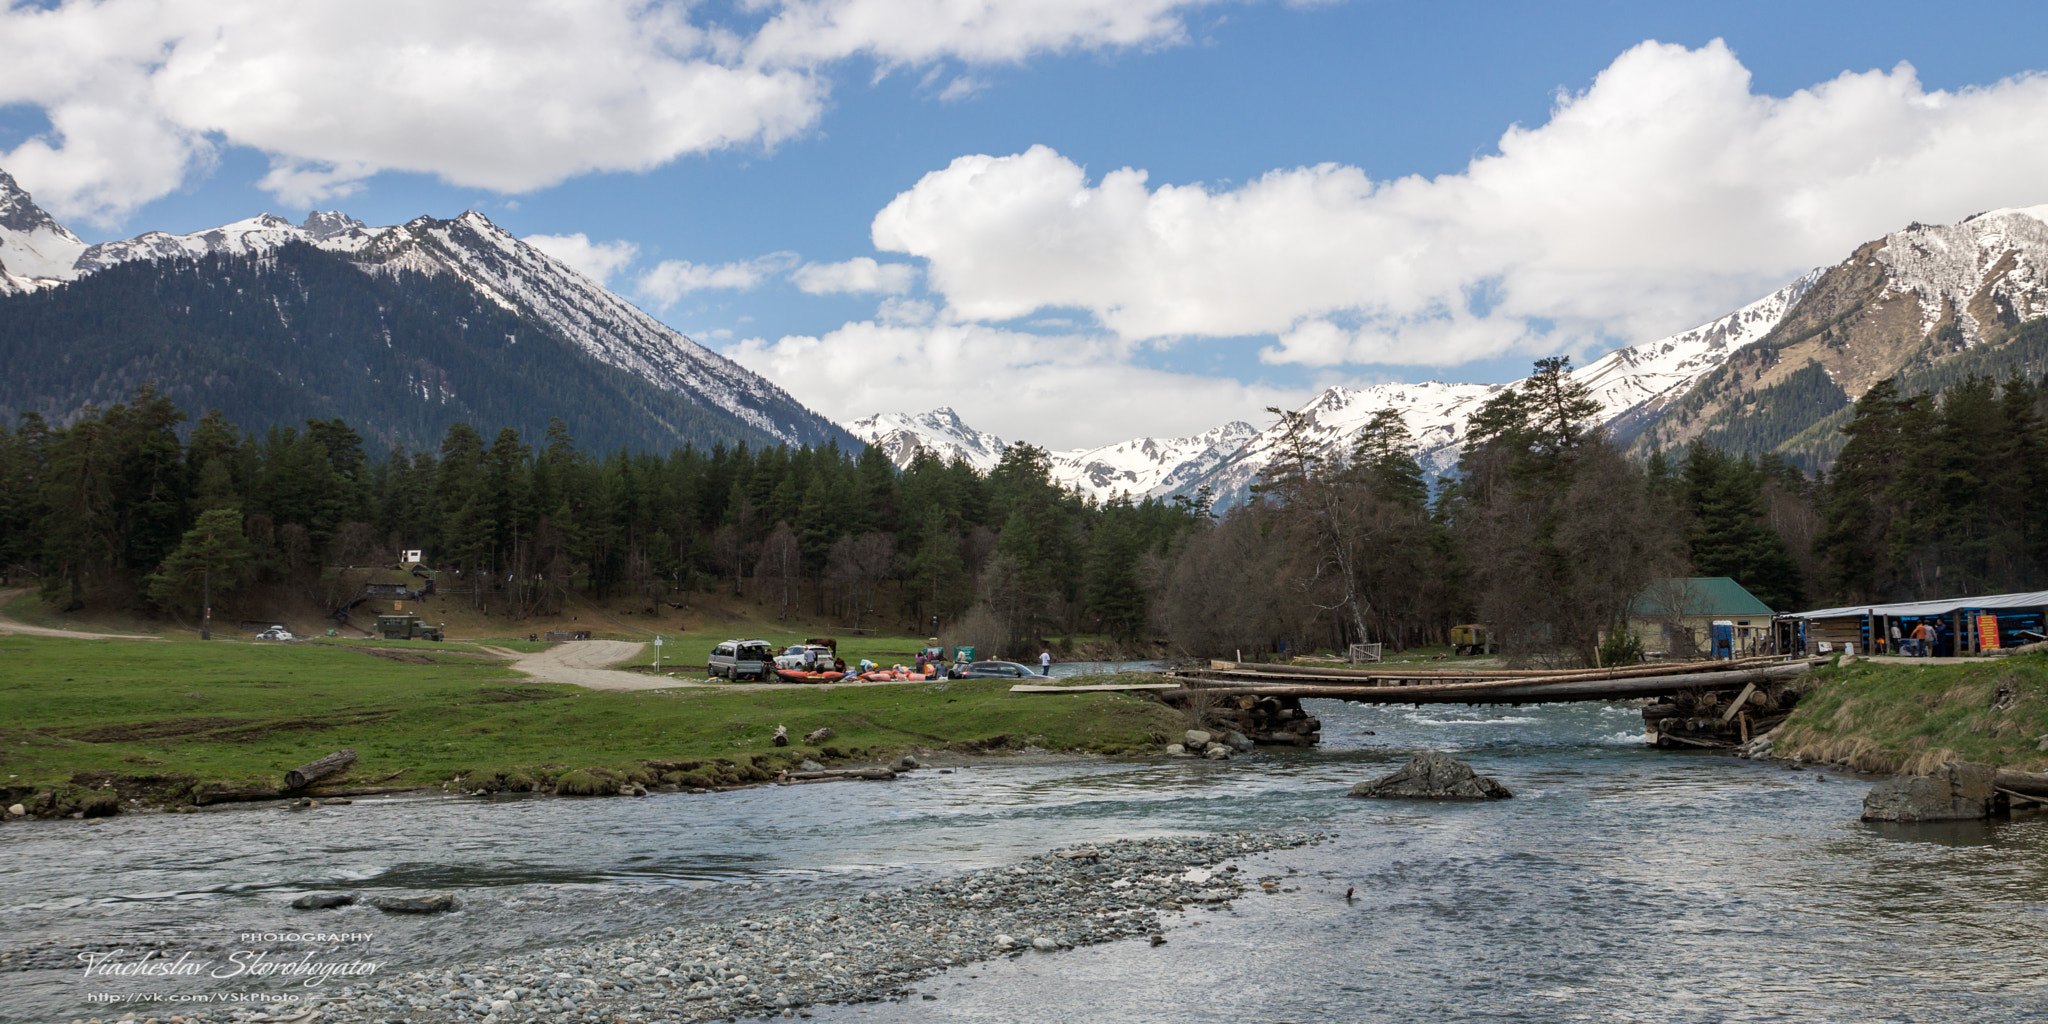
left=1166, top=658, right=1816, bottom=705
left=1159, top=658, right=1819, bottom=749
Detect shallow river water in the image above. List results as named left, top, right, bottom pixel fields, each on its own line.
left=5, top=699, right=2047, bottom=1023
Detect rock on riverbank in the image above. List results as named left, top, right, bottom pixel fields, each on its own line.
left=135, top=833, right=1321, bottom=1024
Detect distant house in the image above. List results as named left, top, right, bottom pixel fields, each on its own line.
left=1627, top=577, right=1774, bottom=658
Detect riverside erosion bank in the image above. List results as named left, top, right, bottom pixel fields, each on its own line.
left=141, top=834, right=1320, bottom=1024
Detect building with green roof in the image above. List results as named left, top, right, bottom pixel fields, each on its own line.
left=1626, top=577, right=1775, bottom=658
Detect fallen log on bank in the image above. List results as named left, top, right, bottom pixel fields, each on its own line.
left=284, top=748, right=357, bottom=789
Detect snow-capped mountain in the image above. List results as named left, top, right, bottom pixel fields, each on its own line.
left=0, top=170, right=846, bottom=447
left=1046, top=421, right=1259, bottom=501
left=1870, top=205, right=2048, bottom=340
left=847, top=408, right=1009, bottom=471
left=844, top=409, right=1261, bottom=502
left=1190, top=275, right=1826, bottom=506
left=1642, top=205, right=2048, bottom=459
left=0, top=169, right=87, bottom=294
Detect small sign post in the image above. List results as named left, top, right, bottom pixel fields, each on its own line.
left=654, top=635, right=664, bottom=668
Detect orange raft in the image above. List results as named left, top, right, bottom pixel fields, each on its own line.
left=773, top=669, right=848, bottom=684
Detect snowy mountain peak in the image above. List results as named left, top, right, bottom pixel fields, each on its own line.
left=0, top=164, right=850, bottom=448
left=301, top=210, right=369, bottom=241
left=846, top=408, right=1009, bottom=471
left=1874, top=206, right=2048, bottom=342
left=1045, top=420, right=1260, bottom=501
left=0, top=170, right=87, bottom=293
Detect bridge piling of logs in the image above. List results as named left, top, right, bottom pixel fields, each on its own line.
left=1161, top=656, right=1820, bottom=749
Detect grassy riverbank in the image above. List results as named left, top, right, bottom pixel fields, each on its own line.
left=1772, top=652, right=2048, bottom=774
left=0, top=634, right=1184, bottom=813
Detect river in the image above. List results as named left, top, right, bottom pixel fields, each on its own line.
left=4, top=698, right=2045, bottom=1023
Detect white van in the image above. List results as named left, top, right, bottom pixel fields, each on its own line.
left=708, top=639, right=774, bottom=680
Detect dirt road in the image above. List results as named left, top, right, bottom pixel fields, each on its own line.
left=0, top=589, right=163, bottom=640
left=484, top=640, right=965, bottom=693
left=478, top=640, right=692, bottom=691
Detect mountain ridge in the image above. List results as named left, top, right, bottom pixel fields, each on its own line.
left=0, top=170, right=851, bottom=450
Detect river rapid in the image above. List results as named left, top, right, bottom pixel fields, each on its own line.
left=4, top=698, right=2046, bottom=1023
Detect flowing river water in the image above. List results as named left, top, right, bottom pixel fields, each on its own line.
left=4, top=698, right=2047, bottom=1023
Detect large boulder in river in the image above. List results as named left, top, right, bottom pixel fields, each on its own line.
left=1348, top=751, right=1512, bottom=801
left=1861, top=761, right=2001, bottom=822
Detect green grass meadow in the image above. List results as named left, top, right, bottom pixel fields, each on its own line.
left=1775, top=652, right=2048, bottom=773
left=0, top=635, right=1184, bottom=807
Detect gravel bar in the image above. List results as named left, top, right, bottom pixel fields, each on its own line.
left=101, top=832, right=1323, bottom=1024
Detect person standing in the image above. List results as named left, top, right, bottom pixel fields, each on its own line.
left=1039, top=650, right=1052, bottom=676
left=1910, top=621, right=1933, bottom=657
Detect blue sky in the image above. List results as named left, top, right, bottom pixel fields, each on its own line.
left=6, top=0, right=2048, bottom=447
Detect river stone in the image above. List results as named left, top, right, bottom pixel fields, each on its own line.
left=1204, top=744, right=1232, bottom=760
left=1164, top=744, right=1186, bottom=756
left=372, top=893, right=457, bottom=914
left=1349, top=750, right=1512, bottom=801
left=5, top=803, right=22, bottom=817
left=291, top=893, right=356, bottom=910
left=1224, top=731, right=1255, bottom=753
left=899, top=755, right=921, bottom=769
left=801, top=759, right=825, bottom=771
left=1861, top=761, right=2001, bottom=822
left=1184, top=730, right=1213, bottom=747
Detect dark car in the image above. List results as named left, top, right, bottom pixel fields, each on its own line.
left=959, top=660, right=1040, bottom=678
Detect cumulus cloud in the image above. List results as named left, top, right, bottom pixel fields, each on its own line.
left=791, top=256, right=919, bottom=294
left=726, top=319, right=1295, bottom=449
left=0, top=0, right=1225, bottom=225
left=637, top=251, right=801, bottom=307
left=523, top=233, right=643, bottom=286
left=874, top=40, right=2048, bottom=365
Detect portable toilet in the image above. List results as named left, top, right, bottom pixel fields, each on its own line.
left=1710, top=620, right=1735, bottom=660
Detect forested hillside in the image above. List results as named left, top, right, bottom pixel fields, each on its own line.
left=5, top=362, right=2043, bottom=663
left=0, top=243, right=784, bottom=454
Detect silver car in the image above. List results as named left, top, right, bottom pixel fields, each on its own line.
left=708, top=639, right=774, bottom=680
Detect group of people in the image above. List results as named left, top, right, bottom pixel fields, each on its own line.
left=1886, top=620, right=1946, bottom=657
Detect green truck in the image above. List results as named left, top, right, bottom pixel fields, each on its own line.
left=376, top=614, right=444, bottom=641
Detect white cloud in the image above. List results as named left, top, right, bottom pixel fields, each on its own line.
left=938, top=76, right=990, bottom=102
left=791, top=256, right=919, bottom=294
left=726, top=319, right=1297, bottom=449
left=637, top=251, right=801, bottom=307
left=874, top=40, right=2048, bottom=365
left=0, top=0, right=1227, bottom=225
left=522, top=232, right=643, bottom=286
left=748, top=0, right=1211, bottom=67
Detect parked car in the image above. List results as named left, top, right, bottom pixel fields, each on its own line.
left=959, top=660, right=1039, bottom=678
left=775, top=644, right=839, bottom=671
left=256, top=625, right=295, bottom=641
left=709, top=639, right=775, bottom=680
